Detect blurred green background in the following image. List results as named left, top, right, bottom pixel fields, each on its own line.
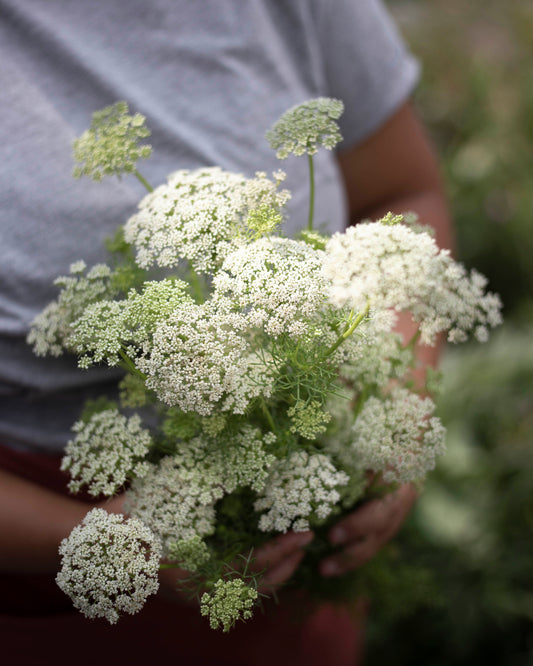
left=364, top=2, right=533, bottom=663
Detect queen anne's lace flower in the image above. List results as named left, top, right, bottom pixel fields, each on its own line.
left=73, top=101, right=152, bottom=181
left=62, top=410, right=151, bottom=497
left=27, top=262, right=116, bottom=357
left=336, top=325, right=412, bottom=391
left=56, top=509, right=161, bottom=624
left=351, top=387, right=447, bottom=484
left=137, top=300, right=271, bottom=414
left=127, top=455, right=218, bottom=555
left=28, top=97, right=506, bottom=632
left=288, top=400, right=331, bottom=440
left=166, top=535, right=211, bottom=573
left=68, top=278, right=192, bottom=368
left=128, top=425, right=276, bottom=557
left=124, top=167, right=290, bottom=274
left=178, top=426, right=276, bottom=494
left=266, top=97, right=344, bottom=159
left=214, top=237, right=328, bottom=338
left=201, top=578, right=258, bottom=632
left=255, top=451, right=348, bottom=532
left=323, top=215, right=503, bottom=345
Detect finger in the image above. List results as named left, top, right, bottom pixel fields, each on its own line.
left=329, top=484, right=416, bottom=545
left=258, top=548, right=307, bottom=593
left=328, top=496, right=397, bottom=545
left=320, top=533, right=381, bottom=577
left=252, top=531, right=314, bottom=572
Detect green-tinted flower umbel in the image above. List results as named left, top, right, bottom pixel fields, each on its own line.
left=266, top=97, right=344, bottom=159
left=73, top=101, right=152, bottom=181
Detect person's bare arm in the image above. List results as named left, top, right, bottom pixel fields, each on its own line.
left=320, top=101, right=452, bottom=577
left=0, top=468, right=92, bottom=573
left=337, top=101, right=452, bottom=250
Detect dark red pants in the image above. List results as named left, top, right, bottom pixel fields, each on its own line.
left=0, top=443, right=364, bottom=666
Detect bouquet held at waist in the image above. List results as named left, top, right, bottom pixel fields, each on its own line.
left=28, top=98, right=502, bottom=631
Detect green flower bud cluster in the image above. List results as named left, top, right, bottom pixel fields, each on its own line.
left=73, top=101, right=152, bottom=181
left=288, top=399, right=331, bottom=440
left=266, top=97, right=344, bottom=159
left=200, top=578, right=258, bottom=632
left=166, top=535, right=210, bottom=573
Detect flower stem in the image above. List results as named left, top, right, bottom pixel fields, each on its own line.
left=188, top=262, right=205, bottom=303
left=119, top=348, right=147, bottom=380
left=134, top=169, right=153, bottom=192
left=259, top=397, right=277, bottom=434
left=325, top=304, right=370, bottom=357
left=307, top=154, right=315, bottom=231
left=406, top=328, right=421, bottom=351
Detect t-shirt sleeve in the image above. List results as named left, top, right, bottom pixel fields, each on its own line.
left=315, top=0, right=420, bottom=150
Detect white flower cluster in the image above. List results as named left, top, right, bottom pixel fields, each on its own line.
left=127, top=425, right=276, bottom=556
left=255, top=451, right=348, bottom=532
left=124, top=167, right=290, bottom=274
left=61, top=409, right=152, bottom=497
left=56, top=508, right=161, bottom=624
left=351, top=388, right=447, bottom=484
left=213, top=237, right=328, bottom=338
left=127, top=454, right=217, bottom=554
left=137, top=301, right=271, bottom=414
left=69, top=278, right=191, bottom=368
left=27, top=261, right=116, bottom=357
left=337, top=326, right=412, bottom=391
left=166, top=535, right=210, bottom=573
left=192, top=425, right=276, bottom=494
left=174, top=425, right=276, bottom=495
left=201, top=578, right=258, bottom=632
left=266, top=97, right=344, bottom=159
left=323, top=216, right=503, bottom=344
left=37, top=97, right=506, bottom=630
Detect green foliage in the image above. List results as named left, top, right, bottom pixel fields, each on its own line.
left=118, top=373, right=148, bottom=408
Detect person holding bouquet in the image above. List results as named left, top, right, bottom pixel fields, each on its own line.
left=0, top=1, right=459, bottom=664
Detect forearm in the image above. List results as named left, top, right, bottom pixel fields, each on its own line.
left=338, top=103, right=454, bottom=380
left=338, top=101, right=454, bottom=254
left=353, top=187, right=453, bottom=254
left=0, top=468, right=90, bottom=574
left=355, top=189, right=448, bottom=389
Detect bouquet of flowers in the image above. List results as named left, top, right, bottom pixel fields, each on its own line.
left=28, top=98, right=502, bottom=631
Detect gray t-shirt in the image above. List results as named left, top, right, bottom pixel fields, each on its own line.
left=0, top=0, right=419, bottom=452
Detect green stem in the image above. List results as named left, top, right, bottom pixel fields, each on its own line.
left=307, top=154, right=315, bottom=232
left=259, top=397, right=277, bottom=434
left=325, top=304, right=370, bottom=357
left=352, top=386, right=369, bottom=421
left=188, top=262, right=205, bottom=303
left=134, top=169, right=153, bottom=192
left=406, top=328, right=421, bottom=351
left=119, top=348, right=147, bottom=380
